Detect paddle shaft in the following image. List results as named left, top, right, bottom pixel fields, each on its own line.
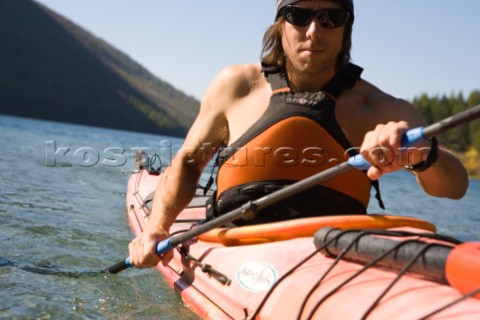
left=423, top=103, right=480, bottom=137
left=105, top=104, right=480, bottom=273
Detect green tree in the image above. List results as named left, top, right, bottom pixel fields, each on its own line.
left=411, top=90, right=480, bottom=152
left=412, top=93, right=434, bottom=123
left=448, top=93, right=469, bottom=152
left=468, top=90, right=480, bottom=147
left=467, top=90, right=480, bottom=106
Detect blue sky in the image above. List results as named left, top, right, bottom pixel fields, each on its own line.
left=34, top=0, right=479, bottom=102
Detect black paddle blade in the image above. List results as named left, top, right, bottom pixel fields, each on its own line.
left=1, top=256, right=106, bottom=278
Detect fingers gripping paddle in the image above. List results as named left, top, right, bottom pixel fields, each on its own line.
left=105, top=104, right=480, bottom=274
left=348, top=103, right=480, bottom=170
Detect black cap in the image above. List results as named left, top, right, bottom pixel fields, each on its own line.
left=276, top=0, right=354, bottom=20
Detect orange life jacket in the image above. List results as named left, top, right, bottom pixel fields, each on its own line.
left=211, top=63, right=381, bottom=225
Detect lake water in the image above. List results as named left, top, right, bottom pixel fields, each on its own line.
left=1, top=114, right=479, bottom=319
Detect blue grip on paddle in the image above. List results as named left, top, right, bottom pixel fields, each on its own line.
left=123, top=238, right=173, bottom=269
left=348, top=127, right=426, bottom=171
left=155, top=238, right=174, bottom=255
left=348, top=154, right=371, bottom=170
left=401, top=127, right=425, bottom=145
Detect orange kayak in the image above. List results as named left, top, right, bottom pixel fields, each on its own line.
left=126, top=168, right=480, bottom=319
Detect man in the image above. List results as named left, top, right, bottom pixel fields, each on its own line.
left=128, top=0, right=468, bottom=268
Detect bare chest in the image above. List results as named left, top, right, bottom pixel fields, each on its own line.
left=225, top=87, right=271, bottom=145
left=335, top=101, right=372, bottom=148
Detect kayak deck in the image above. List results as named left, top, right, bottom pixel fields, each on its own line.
left=126, top=169, right=480, bottom=319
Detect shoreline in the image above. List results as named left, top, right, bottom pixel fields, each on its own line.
left=457, top=148, right=480, bottom=180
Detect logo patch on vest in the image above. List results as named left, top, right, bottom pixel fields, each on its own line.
left=286, top=92, right=327, bottom=107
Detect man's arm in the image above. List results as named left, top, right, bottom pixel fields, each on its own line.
left=127, top=66, right=235, bottom=268
left=359, top=94, right=469, bottom=199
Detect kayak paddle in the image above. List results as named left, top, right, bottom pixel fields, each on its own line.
left=105, top=103, right=480, bottom=273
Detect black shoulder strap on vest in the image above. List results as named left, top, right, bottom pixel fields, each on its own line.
left=202, top=147, right=223, bottom=196
left=371, top=180, right=385, bottom=210
left=261, top=63, right=288, bottom=91
left=262, top=62, right=364, bottom=98
left=261, top=61, right=281, bottom=75
left=324, top=63, right=364, bottom=99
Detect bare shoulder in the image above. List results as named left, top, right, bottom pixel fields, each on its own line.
left=199, top=63, right=264, bottom=118
left=206, top=63, right=266, bottom=100
left=343, top=79, right=426, bottom=124
left=184, top=63, right=266, bottom=150
left=337, top=79, right=427, bottom=145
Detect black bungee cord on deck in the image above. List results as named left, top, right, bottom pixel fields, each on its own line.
left=245, top=232, right=346, bottom=320
left=419, top=288, right=480, bottom=320
left=247, top=228, right=473, bottom=320
left=360, top=242, right=441, bottom=319
left=302, top=234, right=435, bottom=320
left=307, top=230, right=477, bottom=320
left=297, top=229, right=388, bottom=320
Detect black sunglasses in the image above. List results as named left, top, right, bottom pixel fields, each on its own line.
left=280, top=6, right=350, bottom=28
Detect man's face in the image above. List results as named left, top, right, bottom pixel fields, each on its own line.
left=281, top=0, right=346, bottom=76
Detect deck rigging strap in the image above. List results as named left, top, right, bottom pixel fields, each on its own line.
left=248, top=228, right=466, bottom=320
left=360, top=242, right=438, bottom=320
left=301, top=231, right=429, bottom=319
left=246, top=237, right=336, bottom=319
left=418, top=288, right=480, bottom=320
left=178, top=247, right=231, bottom=286
left=306, top=229, right=463, bottom=320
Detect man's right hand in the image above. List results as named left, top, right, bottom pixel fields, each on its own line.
left=127, top=228, right=174, bottom=268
